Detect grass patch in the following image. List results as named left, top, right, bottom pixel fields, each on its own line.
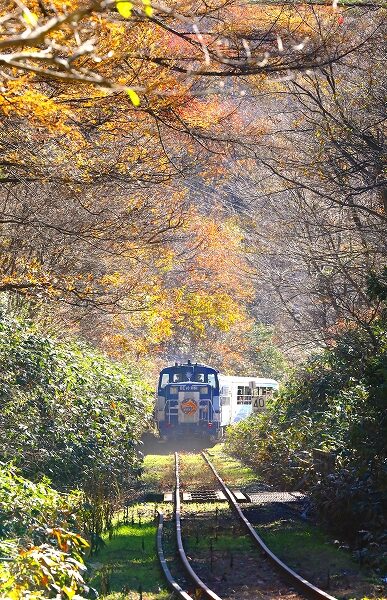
left=259, top=520, right=356, bottom=573
left=257, top=520, right=386, bottom=600
left=179, top=453, right=216, bottom=490
left=206, top=443, right=260, bottom=488
left=142, top=454, right=175, bottom=492
left=88, top=503, right=172, bottom=600
left=182, top=501, right=230, bottom=515
left=185, top=530, right=253, bottom=553
left=182, top=504, right=254, bottom=554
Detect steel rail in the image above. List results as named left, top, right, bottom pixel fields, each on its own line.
left=156, top=510, right=194, bottom=600
left=174, top=452, right=224, bottom=600
left=201, top=451, right=338, bottom=600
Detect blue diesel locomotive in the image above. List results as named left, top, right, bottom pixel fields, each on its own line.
left=156, top=361, right=220, bottom=439
left=156, top=360, right=278, bottom=439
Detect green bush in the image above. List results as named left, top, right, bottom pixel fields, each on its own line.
left=0, top=303, right=154, bottom=555
left=0, top=464, right=92, bottom=599
left=0, top=309, right=153, bottom=490
left=226, top=310, right=386, bottom=540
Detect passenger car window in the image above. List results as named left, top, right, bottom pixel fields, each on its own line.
left=237, top=385, right=252, bottom=404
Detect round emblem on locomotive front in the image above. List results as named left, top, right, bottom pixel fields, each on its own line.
left=181, top=399, right=198, bottom=415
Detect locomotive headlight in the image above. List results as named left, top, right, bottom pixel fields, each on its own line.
left=200, top=386, right=209, bottom=395
left=170, top=386, right=178, bottom=395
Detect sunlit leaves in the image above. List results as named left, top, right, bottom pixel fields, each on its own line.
left=116, top=0, right=133, bottom=18
left=142, top=0, right=154, bottom=17
left=0, top=465, right=89, bottom=598
left=116, top=0, right=153, bottom=19
left=126, top=87, right=141, bottom=106
left=22, top=10, right=38, bottom=27
left=0, top=309, right=152, bottom=487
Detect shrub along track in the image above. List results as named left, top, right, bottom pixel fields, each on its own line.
left=157, top=452, right=338, bottom=600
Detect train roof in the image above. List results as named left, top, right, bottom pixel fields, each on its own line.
left=161, top=362, right=219, bottom=372
left=159, top=364, right=278, bottom=385
left=218, top=374, right=278, bottom=386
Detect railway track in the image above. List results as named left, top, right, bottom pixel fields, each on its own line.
left=157, top=451, right=338, bottom=600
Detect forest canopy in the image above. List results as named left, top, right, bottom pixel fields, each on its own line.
left=0, top=0, right=384, bottom=368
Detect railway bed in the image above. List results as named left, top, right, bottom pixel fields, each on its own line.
left=164, top=488, right=305, bottom=504
left=157, top=452, right=337, bottom=600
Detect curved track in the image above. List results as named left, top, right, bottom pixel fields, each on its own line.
left=201, top=451, right=337, bottom=600
left=156, top=451, right=338, bottom=600
left=156, top=510, right=193, bottom=600
left=175, top=453, right=223, bottom=600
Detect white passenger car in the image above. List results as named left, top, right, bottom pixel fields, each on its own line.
left=218, top=375, right=279, bottom=427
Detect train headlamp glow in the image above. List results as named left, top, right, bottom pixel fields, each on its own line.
left=200, top=386, right=209, bottom=395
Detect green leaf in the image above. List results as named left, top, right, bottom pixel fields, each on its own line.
left=126, top=88, right=141, bottom=107
left=116, top=1, right=133, bottom=18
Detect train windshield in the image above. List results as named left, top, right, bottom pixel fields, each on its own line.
left=173, top=372, right=185, bottom=382
left=194, top=369, right=205, bottom=382
left=158, top=364, right=219, bottom=389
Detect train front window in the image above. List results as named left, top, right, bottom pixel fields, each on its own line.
left=160, top=373, right=170, bottom=387
left=172, top=372, right=182, bottom=382
left=195, top=370, right=205, bottom=382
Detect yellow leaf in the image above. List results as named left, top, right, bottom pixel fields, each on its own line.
left=126, top=88, right=140, bottom=107
left=116, top=1, right=133, bottom=18
left=62, top=586, right=76, bottom=600
left=74, top=534, right=90, bottom=547
left=143, top=0, right=154, bottom=17
left=22, top=11, right=38, bottom=26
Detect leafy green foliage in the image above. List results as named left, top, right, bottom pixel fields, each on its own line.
left=0, top=464, right=80, bottom=542
left=0, top=302, right=154, bottom=563
left=0, top=307, right=153, bottom=489
left=226, top=305, right=386, bottom=542
left=0, top=465, right=92, bottom=599
left=244, top=323, right=288, bottom=380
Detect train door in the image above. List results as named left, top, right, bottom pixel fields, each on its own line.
left=233, top=383, right=252, bottom=422
left=219, top=384, right=231, bottom=426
